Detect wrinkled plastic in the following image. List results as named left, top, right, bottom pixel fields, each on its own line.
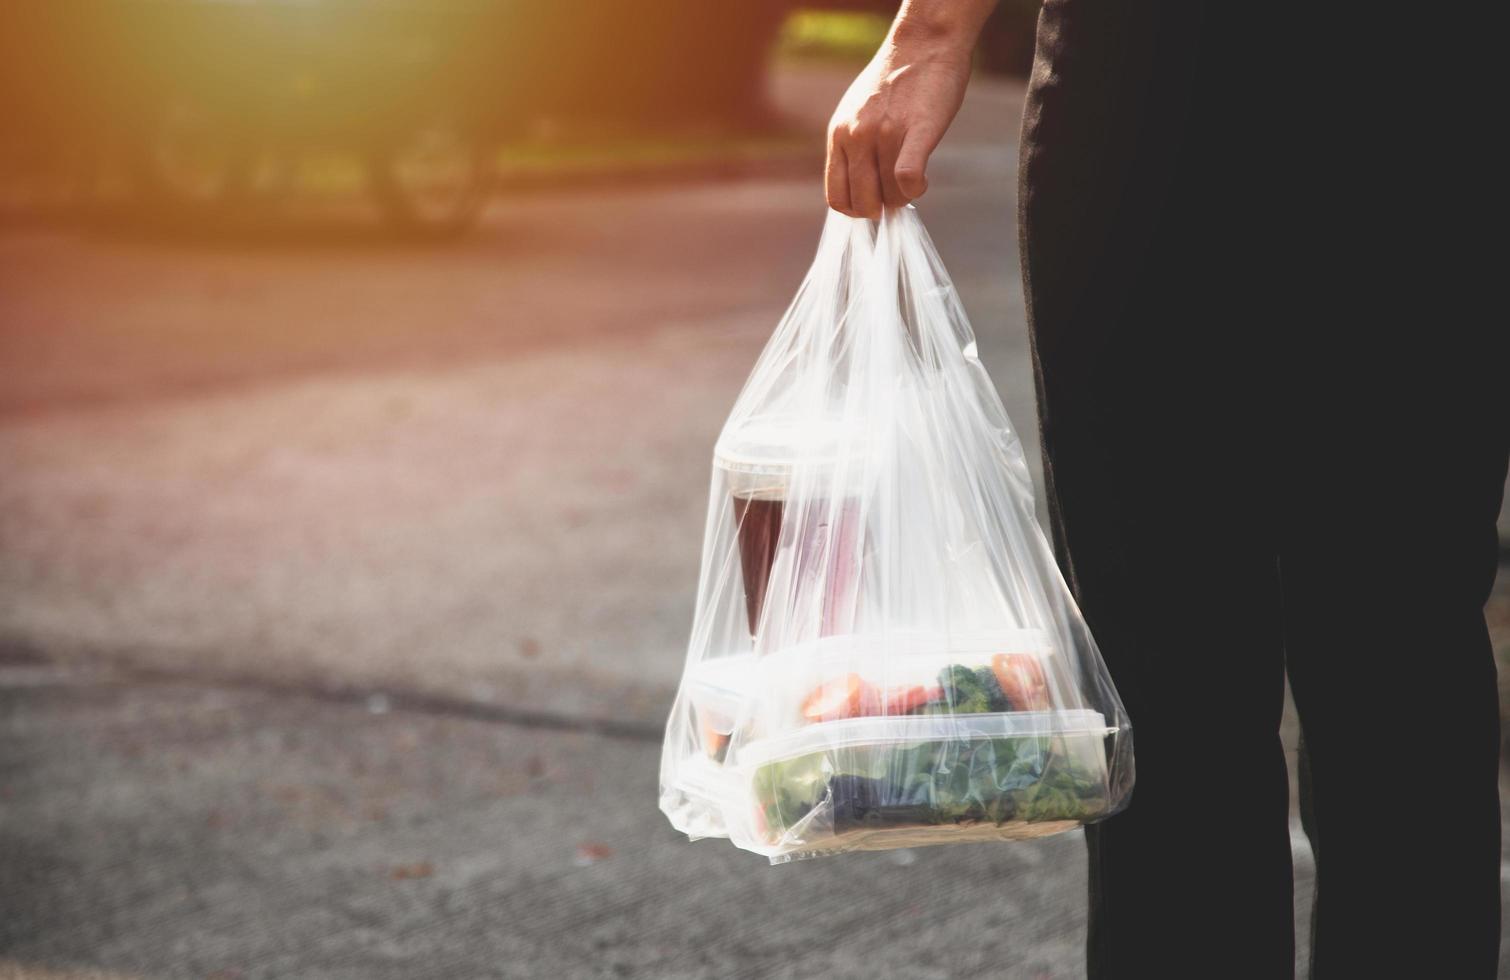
left=659, top=206, right=1133, bottom=862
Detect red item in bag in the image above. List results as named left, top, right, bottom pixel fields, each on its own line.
left=991, top=653, right=1051, bottom=711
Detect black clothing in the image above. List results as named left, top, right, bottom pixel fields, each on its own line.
left=1019, top=4, right=1507, bottom=976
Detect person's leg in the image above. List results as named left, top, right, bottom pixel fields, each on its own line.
left=1279, top=326, right=1506, bottom=980
left=1257, top=9, right=1508, bottom=972
left=1021, top=3, right=1296, bottom=975
left=1029, top=274, right=1295, bottom=979
left=1270, top=7, right=1507, bottom=968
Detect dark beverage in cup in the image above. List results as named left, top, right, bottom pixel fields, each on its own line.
left=805, top=495, right=862, bottom=636
left=729, top=489, right=862, bottom=638
left=718, top=415, right=865, bottom=640
left=732, top=492, right=783, bottom=635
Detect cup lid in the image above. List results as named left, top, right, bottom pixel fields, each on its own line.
left=714, top=414, right=863, bottom=477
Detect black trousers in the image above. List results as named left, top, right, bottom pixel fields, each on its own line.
left=1019, top=3, right=1507, bottom=977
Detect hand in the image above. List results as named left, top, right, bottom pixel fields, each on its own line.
left=825, top=38, right=974, bottom=218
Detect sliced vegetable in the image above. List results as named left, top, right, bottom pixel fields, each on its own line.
left=697, top=718, right=727, bottom=758
left=991, top=653, right=1051, bottom=711
left=698, top=713, right=731, bottom=762
left=797, top=656, right=1052, bottom=725
left=800, top=673, right=879, bottom=722
left=883, top=683, right=941, bottom=715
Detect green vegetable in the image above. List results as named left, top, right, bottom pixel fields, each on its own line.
left=926, top=664, right=993, bottom=715
left=974, top=666, right=1012, bottom=713
left=751, top=731, right=1109, bottom=842
left=753, top=752, right=828, bottom=833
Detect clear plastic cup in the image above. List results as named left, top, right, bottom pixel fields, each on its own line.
left=715, top=416, right=864, bottom=639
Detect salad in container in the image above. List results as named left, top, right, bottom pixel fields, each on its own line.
left=673, top=631, right=1119, bottom=861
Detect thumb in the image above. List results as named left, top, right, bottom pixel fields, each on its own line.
left=893, top=124, right=941, bottom=200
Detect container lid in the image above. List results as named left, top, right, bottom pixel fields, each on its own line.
left=690, top=630, right=1061, bottom=738
left=693, top=630, right=1053, bottom=694
left=672, top=753, right=745, bottom=808
left=687, top=654, right=758, bottom=729
left=713, top=414, right=865, bottom=477
left=736, top=708, right=1114, bottom=768
left=761, top=628, right=1054, bottom=670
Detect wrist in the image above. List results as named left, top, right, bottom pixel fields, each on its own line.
left=888, top=1, right=991, bottom=60
left=884, top=30, right=976, bottom=72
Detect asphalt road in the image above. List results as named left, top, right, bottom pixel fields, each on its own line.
left=1, top=663, right=1103, bottom=980
left=0, top=65, right=1503, bottom=979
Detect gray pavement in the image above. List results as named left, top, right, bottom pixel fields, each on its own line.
left=1, top=662, right=1100, bottom=980
left=0, top=63, right=1504, bottom=979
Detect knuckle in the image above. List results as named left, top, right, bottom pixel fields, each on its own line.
left=850, top=111, right=883, bottom=141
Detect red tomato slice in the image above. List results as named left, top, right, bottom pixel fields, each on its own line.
left=991, top=653, right=1051, bottom=711
left=695, top=704, right=733, bottom=760
left=801, top=673, right=877, bottom=722
left=884, top=684, right=941, bottom=715
left=699, top=715, right=731, bottom=760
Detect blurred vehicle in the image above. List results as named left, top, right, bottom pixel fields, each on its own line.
left=0, top=0, right=532, bottom=234
left=0, top=2, right=1033, bottom=234
left=0, top=0, right=804, bottom=233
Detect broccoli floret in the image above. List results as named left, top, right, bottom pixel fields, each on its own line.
left=927, top=664, right=992, bottom=714
left=974, top=666, right=1011, bottom=713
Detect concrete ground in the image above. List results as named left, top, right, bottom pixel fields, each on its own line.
left=0, top=64, right=1504, bottom=979
left=0, top=663, right=1097, bottom=980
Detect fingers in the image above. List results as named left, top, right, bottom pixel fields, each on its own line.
left=829, top=113, right=939, bottom=217
left=846, top=140, right=884, bottom=219
left=893, top=123, right=938, bottom=202
left=825, top=141, right=852, bottom=216
left=878, top=121, right=908, bottom=209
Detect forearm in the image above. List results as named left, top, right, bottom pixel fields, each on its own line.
left=888, top=0, right=999, bottom=58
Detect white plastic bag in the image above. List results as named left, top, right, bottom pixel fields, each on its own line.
left=659, top=206, right=1133, bottom=862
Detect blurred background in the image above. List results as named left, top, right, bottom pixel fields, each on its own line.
left=0, top=3, right=1505, bottom=978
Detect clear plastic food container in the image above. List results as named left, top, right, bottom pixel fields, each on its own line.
left=677, top=631, right=1118, bottom=860
left=686, top=654, right=754, bottom=764
left=739, top=708, right=1115, bottom=860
